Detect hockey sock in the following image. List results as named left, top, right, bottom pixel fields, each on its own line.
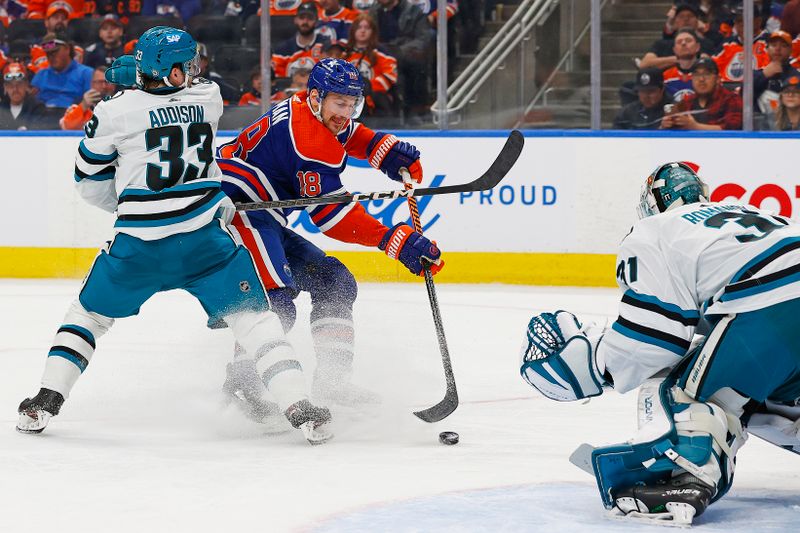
left=224, top=310, right=307, bottom=410
left=41, top=300, right=113, bottom=398
left=311, top=317, right=355, bottom=387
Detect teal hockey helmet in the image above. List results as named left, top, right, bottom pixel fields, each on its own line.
left=134, top=26, right=200, bottom=87
left=637, top=161, right=710, bottom=219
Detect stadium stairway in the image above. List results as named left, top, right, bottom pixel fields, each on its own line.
left=517, top=0, right=672, bottom=129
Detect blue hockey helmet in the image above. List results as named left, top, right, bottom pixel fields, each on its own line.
left=637, top=161, right=709, bottom=219
left=134, top=26, right=200, bottom=86
left=307, top=58, right=365, bottom=118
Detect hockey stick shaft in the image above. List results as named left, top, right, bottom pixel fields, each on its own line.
left=234, top=130, right=524, bottom=212
left=403, top=178, right=459, bottom=423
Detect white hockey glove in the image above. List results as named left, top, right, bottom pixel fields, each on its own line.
left=519, top=310, right=607, bottom=402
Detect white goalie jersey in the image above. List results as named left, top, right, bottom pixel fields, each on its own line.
left=599, top=202, right=800, bottom=393
left=73, top=79, right=226, bottom=240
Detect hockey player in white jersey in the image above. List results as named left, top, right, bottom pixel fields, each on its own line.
left=16, top=26, right=332, bottom=445
left=519, top=161, right=800, bottom=524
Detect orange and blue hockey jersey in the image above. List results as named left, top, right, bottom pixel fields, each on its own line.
left=713, top=33, right=770, bottom=84
left=346, top=48, right=398, bottom=93
left=272, top=34, right=330, bottom=78
left=217, top=91, right=390, bottom=248
left=317, top=6, right=358, bottom=45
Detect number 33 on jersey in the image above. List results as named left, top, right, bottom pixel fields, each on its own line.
left=74, top=80, right=227, bottom=241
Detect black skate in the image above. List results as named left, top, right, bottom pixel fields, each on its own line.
left=285, top=399, right=333, bottom=445
left=611, top=473, right=714, bottom=526
left=222, top=360, right=290, bottom=433
left=17, top=388, right=64, bottom=434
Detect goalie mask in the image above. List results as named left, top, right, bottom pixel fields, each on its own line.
left=637, top=162, right=709, bottom=219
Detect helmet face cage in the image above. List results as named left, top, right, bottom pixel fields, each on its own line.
left=637, top=162, right=710, bottom=219
left=307, top=58, right=365, bottom=119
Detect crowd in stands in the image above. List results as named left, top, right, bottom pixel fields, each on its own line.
left=615, top=0, right=800, bottom=131
left=0, top=0, right=463, bottom=130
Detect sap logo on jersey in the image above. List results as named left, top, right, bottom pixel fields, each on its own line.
left=149, top=105, right=205, bottom=128
left=459, top=185, right=557, bottom=206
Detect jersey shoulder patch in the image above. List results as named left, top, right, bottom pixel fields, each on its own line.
left=288, top=95, right=346, bottom=167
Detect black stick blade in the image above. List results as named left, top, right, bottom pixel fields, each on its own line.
left=415, top=129, right=525, bottom=196
left=413, top=388, right=459, bottom=423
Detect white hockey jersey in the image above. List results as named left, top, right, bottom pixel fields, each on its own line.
left=599, top=202, right=800, bottom=393
left=73, top=79, right=226, bottom=240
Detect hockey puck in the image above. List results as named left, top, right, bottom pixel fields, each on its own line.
left=439, top=431, right=459, bottom=445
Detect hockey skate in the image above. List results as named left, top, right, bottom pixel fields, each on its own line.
left=16, top=388, right=65, bottom=434
left=285, top=399, right=333, bottom=445
left=610, top=473, right=713, bottom=527
left=222, top=360, right=291, bottom=434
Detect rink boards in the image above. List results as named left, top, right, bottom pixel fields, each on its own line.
left=1, top=130, right=799, bottom=285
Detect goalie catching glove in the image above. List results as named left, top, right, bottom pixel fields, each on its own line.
left=378, top=223, right=443, bottom=276
left=519, top=311, right=608, bottom=401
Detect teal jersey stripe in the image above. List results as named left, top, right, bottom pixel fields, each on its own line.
left=119, top=181, right=221, bottom=199
left=720, top=271, right=800, bottom=302
left=114, top=191, right=226, bottom=228
left=48, top=350, right=88, bottom=372
left=75, top=169, right=115, bottom=182
left=611, top=321, right=687, bottom=356
left=79, top=140, right=118, bottom=162
left=623, top=290, right=700, bottom=320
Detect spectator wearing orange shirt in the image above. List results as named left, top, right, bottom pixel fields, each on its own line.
left=712, top=3, right=769, bottom=85
left=59, top=65, right=115, bottom=129
left=345, top=12, right=398, bottom=116
left=25, top=0, right=85, bottom=19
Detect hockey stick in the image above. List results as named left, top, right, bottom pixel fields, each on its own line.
left=235, top=130, right=525, bottom=212
left=402, top=174, right=459, bottom=423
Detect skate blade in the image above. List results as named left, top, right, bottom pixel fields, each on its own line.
left=16, top=411, right=51, bottom=434
left=300, top=421, right=334, bottom=445
left=608, top=505, right=695, bottom=528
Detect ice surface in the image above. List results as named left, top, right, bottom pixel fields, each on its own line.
left=1, top=280, right=798, bottom=532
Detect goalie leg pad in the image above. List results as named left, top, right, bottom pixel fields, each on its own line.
left=590, top=376, right=745, bottom=511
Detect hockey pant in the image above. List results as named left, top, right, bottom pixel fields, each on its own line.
left=40, top=221, right=307, bottom=408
